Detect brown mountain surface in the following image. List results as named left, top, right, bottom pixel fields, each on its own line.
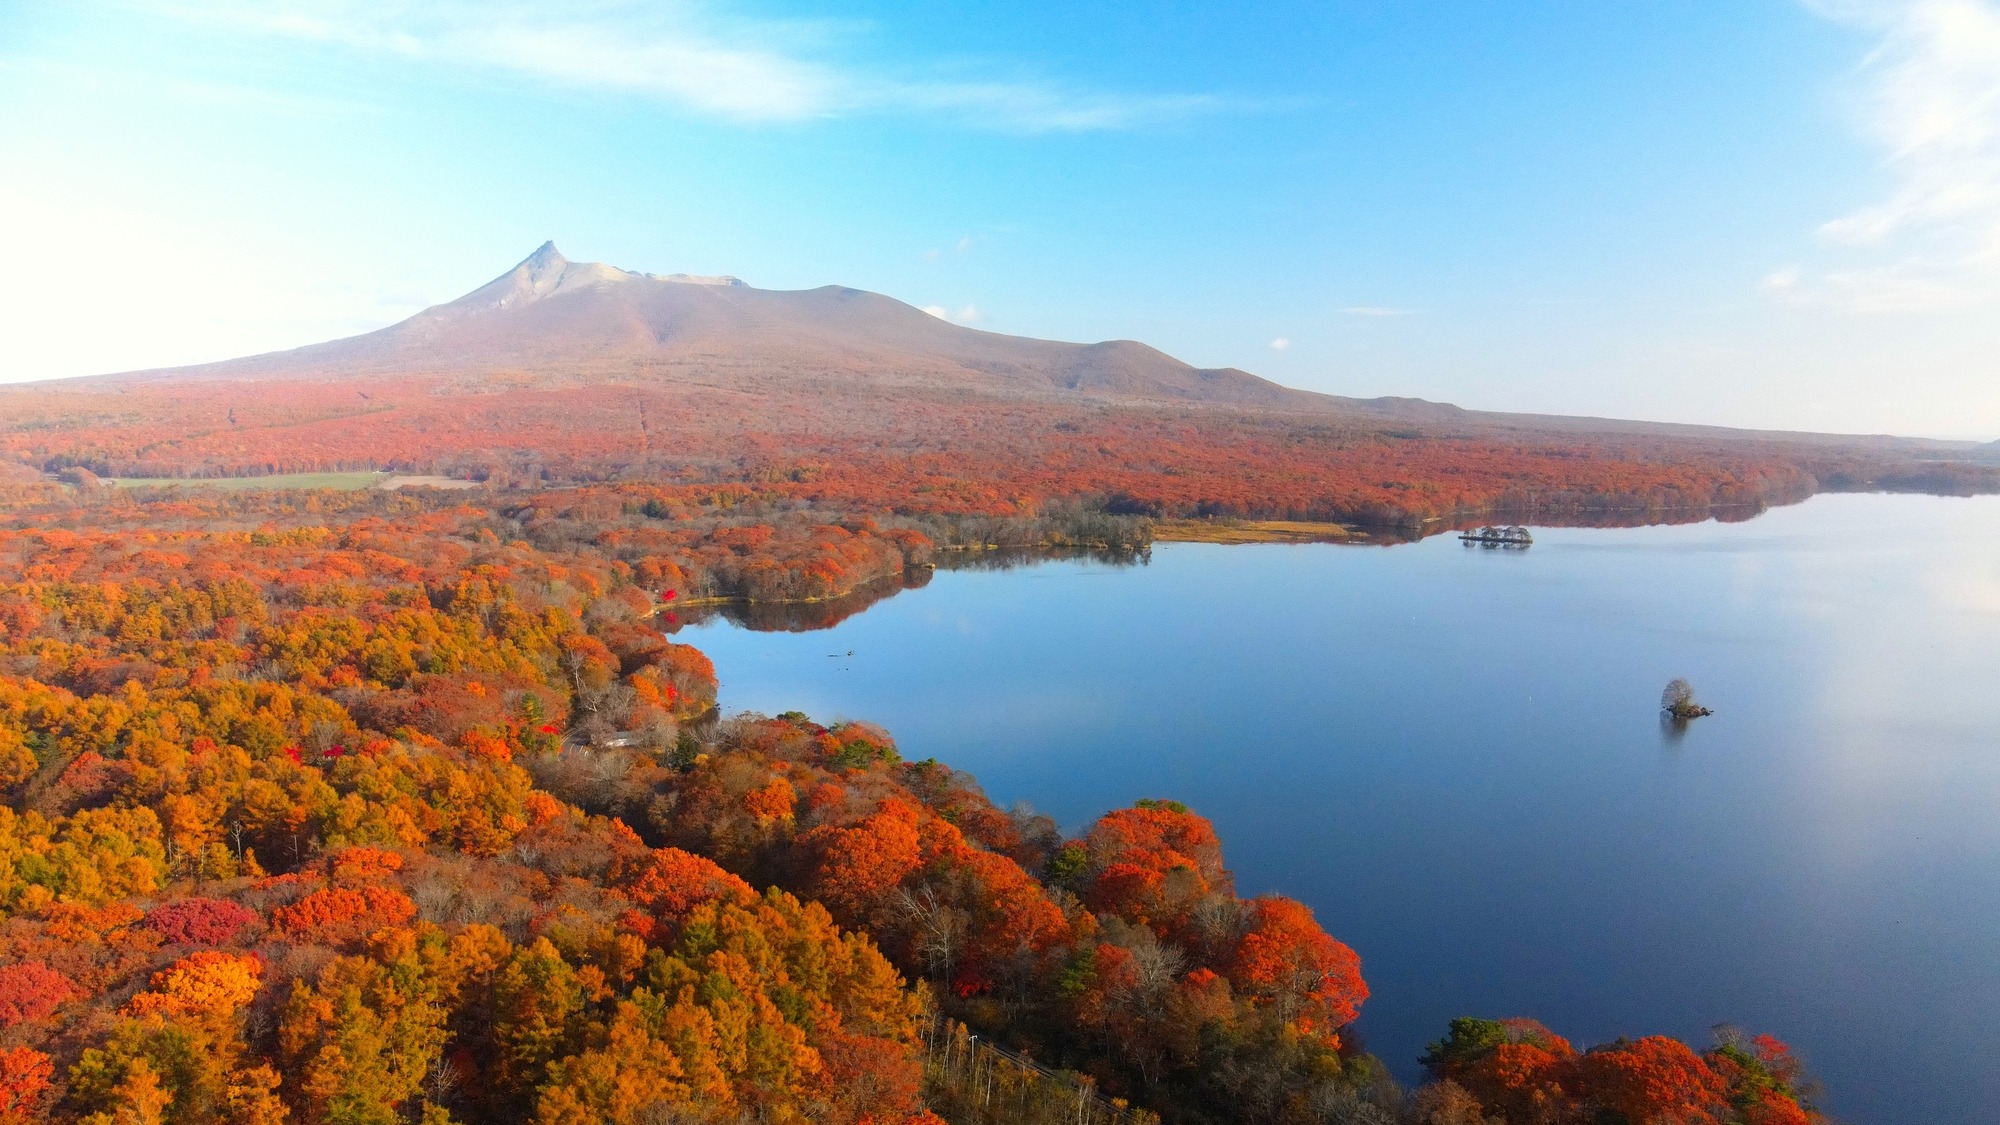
left=4, top=244, right=1993, bottom=523
left=71, top=243, right=1983, bottom=448
left=102, top=242, right=1319, bottom=411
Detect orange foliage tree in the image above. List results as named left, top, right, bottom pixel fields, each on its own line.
left=1420, top=1017, right=1826, bottom=1125
left=0, top=481, right=1841, bottom=1125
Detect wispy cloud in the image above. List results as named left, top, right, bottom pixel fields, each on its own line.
left=1779, top=0, right=2000, bottom=310
left=1338, top=305, right=1412, bottom=317
left=920, top=235, right=979, bottom=262
left=921, top=303, right=980, bottom=323
left=144, top=0, right=1231, bottom=131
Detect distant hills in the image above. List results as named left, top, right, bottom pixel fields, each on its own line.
left=107, top=242, right=1318, bottom=411
left=6, top=244, right=1993, bottom=515
left=85, top=243, right=1984, bottom=448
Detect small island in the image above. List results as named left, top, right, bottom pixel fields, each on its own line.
left=1662, top=677, right=1714, bottom=719
left=1461, top=524, right=1534, bottom=547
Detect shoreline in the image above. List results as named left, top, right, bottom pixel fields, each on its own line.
left=1152, top=519, right=1361, bottom=544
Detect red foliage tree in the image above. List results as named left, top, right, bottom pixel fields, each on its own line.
left=270, top=884, right=419, bottom=945
left=1442, top=1018, right=1579, bottom=1122
left=1081, top=800, right=1230, bottom=934
left=0, top=1047, right=54, bottom=1124
left=0, top=962, right=77, bottom=1028
left=801, top=799, right=925, bottom=923
left=141, top=897, right=259, bottom=945
left=1227, top=896, right=1368, bottom=1036
left=327, top=845, right=406, bottom=885
left=1577, top=1036, right=1730, bottom=1125
left=618, top=846, right=754, bottom=933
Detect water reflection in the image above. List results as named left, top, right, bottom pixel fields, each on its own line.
left=663, top=548, right=1149, bottom=633
left=1440, top=499, right=1780, bottom=535
left=664, top=548, right=1152, bottom=636
left=1656, top=712, right=1690, bottom=747
left=940, top=545, right=1151, bottom=573
left=666, top=574, right=927, bottom=634
left=678, top=494, right=2000, bottom=1125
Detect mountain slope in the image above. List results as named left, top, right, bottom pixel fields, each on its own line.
left=99, top=244, right=1970, bottom=444
left=8, top=243, right=1989, bottom=504
left=110, top=243, right=1308, bottom=409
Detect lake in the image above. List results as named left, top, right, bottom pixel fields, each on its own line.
left=677, top=493, right=2000, bottom=1125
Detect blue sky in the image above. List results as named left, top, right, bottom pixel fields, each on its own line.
left=2, top=1, right=1997, bottom=437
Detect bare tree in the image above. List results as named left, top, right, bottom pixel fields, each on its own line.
left=895, top=884, right=965, bottom=984
left=1306, top=1086, right=1395, bottom=1125
left=1661, top=678, right=1694, bottom=712
left=633, top=1099, right=705, bottom=1125
left=1126, top=933, right=1187, bottom=1003
left=1661, top=678, right=1709, bottom=719
left=424, top=1054, right=462, bottom=1108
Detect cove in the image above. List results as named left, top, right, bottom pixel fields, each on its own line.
left=674, top=493, right=2000, bottom=1125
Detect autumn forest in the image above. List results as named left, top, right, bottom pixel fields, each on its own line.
left=13, top=0, right=2000, bottom=1104
left=0, top=472, right=1838, bottom=1125
left=7, top=234, right=1991, bottom=1123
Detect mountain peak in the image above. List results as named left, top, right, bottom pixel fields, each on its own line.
left=449, top=241, right=592, bottom=311
left=160, top=244, right=1302, bottom=411
left=519, top=240, right=568, bottom=278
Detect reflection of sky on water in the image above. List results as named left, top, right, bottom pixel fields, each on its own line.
left=682, top=493, right=2000, bottom=1125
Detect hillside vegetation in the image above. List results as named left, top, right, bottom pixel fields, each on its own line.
left=13, top=375, right=1994, bottom=531
left=0, top=246, right=1884, bottom=1123
left=0, top=483, right=1827, bottom=1125
left=6, top=245, right=1994, bottom=530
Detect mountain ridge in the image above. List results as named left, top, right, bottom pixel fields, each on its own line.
left=33, top=244, right=1984, bottom=452
left=94, top=243, right=1319, bottom=411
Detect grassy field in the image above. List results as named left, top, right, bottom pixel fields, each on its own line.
left=110, top=471, right=393, bottom=491
left=1152, top=519, right=1357, bottom=544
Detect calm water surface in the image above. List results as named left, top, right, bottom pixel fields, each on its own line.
left=681, top=494, right=2000, bottom=1125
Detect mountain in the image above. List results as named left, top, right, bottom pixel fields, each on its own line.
left=17, top=243, right=1983, bottom=494
left=107, top=243, right=1315, bottom=410
left=96, top=244, right=1985, bottom=444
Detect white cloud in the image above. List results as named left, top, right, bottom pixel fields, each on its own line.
left=918, top=303, right=981, bottom=323
left=1338, top=305, right=1411, bottom=317
left=1269, top=337, right=1289, bottom=350
left=1763, top=265, right=1805, bottom=295
left=919, top=235, right=977, bottom=262
left=144, top=0, right=1229, bottom=132
left=1782, top=0, right=2000, bottom=310
left=1767, top=260, right=1969, bottom=311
